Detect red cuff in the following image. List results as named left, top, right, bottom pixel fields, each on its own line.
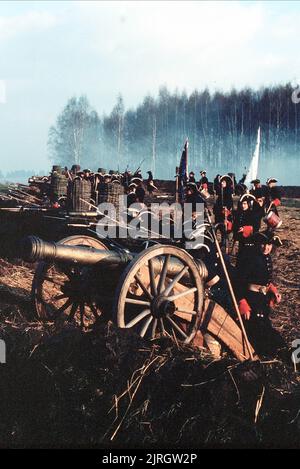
left=226, top=220, right=233, bottom=232
left=268, top=283, right=281, bottom=306
left=202, top=183, right=208, bottom=190
left=268, top=283, right=278, bottom=296
left=273, top=198, right=281, bottom=207
left=239, top=299, right=251, bottom=317
left=242, top=225, right=253, bottom=238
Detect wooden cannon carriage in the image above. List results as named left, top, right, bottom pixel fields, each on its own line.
left=20, top=234, right=256, bottom=361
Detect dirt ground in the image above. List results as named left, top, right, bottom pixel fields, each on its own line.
left=0, top=198, right=299, bottom=448
left=268, top=200, right=300, bottom=345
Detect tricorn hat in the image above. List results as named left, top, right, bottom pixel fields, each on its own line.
left=251, top=179, right=260, bottom=184
left=253, top=231, right=283, bottom=247
left=239, top=193, right=256, bottom=204
left=130, top=177, right=143, bottom=184
left=220, top=174, right=232, bottom=183
left=266, top=177, right=278, bottom=184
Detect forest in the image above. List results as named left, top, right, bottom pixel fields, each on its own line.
left=48, top=83, right=300, bottom=184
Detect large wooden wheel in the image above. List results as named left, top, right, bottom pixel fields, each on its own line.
left=31, top=235, right=109, bottom=326
left=114, top=245, right=204, bottom=344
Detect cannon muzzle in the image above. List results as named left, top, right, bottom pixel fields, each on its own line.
left=20, top=236, right=133, bottom=267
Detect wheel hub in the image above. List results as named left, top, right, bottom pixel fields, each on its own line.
left=61, top=268, right=94, bottom=301
left=151, top=295, right=176, bottom=318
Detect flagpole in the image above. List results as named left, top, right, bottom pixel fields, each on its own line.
left=185, top=138, right=188, bottom=180
left=175, top=166, right=179, bottom=204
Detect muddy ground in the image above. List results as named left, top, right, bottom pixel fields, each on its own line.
left=0, top=198, right=299, bottom=448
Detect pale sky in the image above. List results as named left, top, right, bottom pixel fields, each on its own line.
left=0, top=0, right=299, bottom=173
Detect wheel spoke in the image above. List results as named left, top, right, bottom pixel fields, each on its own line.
left=157, top=254, right=170, bottom=293
left=168, top=287, right=197, bottom=302
left=151, top=318, right=158, bottom=339
left=68, top=302, right=79, bottom=321
left=54, top=297, right=73, bottom=317
left=79, top=303, right=85, bottom=327
left=125, top=298, right=151, bottom=306
left=148, top=259, right=157, bottom=296
left=160, top=318, right=166, bottom=335
left=134, top=273, right=153, bottom=300
left=166, top=315, right=188, bottom=339
left=125, top=309, right=151, bottom=328
left=89, top=302, right=100, bottom=319
left=163, top=266, right=189, bottom=296
left=140, top=315, right=153, bottom=338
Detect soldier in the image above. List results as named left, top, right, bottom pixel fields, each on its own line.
left=123, top=170, right=132, bottom=191
left=146, top=171, right=157, bottom=196
left=76, top=170, right=84, bottom=180
left=213, top=175, right=233, bottom=224
left=213, top=174, right=221, bottom=194
left=127, top=182, right=137, bottom=207
left=233, top=194, right=261, bottom=236
left=199, top=170, right=209, bottom=190
left=135, top=179, right=146, bottom=203
left=265, top=178, right=282, bottom=215
left=185, top=182, right=207, bottom=211
left=133, top=168, right=143, bottom=179
left=252, top=190, right=266, bottom=230
left=232, top=193, right=265, bottom=269
left=96, top=173, right=111, bottom=205
left=188, top=171, right=196, bottom=184
left=236, top=231, right=286, bottom=356
left=250, top=179, right=268, bottom=201
left=97, top=168, right=107, bottom=184
left=83, top=169, right=92, bottom=181
left=235, top=173, right=247, bottom=196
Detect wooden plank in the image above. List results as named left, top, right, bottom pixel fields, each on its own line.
left=200, top=299, right=258, bottom=361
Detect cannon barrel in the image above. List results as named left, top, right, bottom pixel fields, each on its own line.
left=20, top=236, right=133, bottom=267
left=20, top=236, right=208, bottom=280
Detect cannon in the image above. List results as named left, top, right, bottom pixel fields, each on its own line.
left=21, top=234, right=206, bottom=341
left=20, top=234, right=256, bottom=360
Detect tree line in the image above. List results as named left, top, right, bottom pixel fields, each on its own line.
left=48, top=83, right=300, bottom=181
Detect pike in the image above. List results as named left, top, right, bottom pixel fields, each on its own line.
left=205, top=208, right=254, bottom=360
left=133, top=158, right=145, bottom=175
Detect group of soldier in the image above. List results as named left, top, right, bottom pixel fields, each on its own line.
left=46, top=165, right=158, bottom=210
left=182, top=170, right=286, bottom=358
left=36, top=163, right=287, bottom=358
